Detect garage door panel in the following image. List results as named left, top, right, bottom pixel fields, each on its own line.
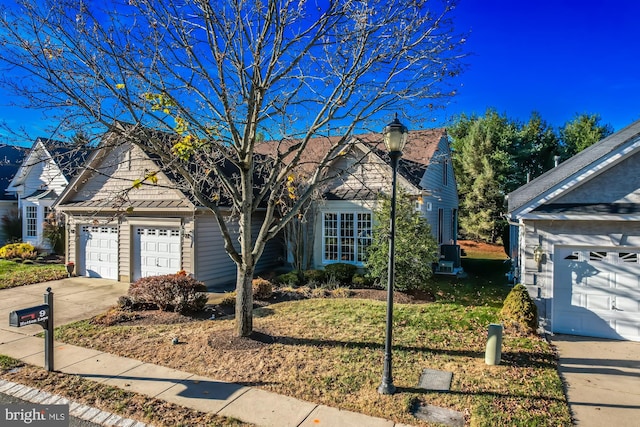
left=585, top=295, right=611, bottom=311
left=79, top=226, right=118, bottom=280
left=616, top=297, right=639, bottom=312
left=133, top=227, right=181, bottom=280
left=553, top=247, right=640, bottom=341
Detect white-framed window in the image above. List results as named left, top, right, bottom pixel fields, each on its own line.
left=26, top=206, right=38, bottom=237
left=323, top=212, right=372, bottom=264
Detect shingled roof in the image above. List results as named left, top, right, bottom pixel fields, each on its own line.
left=508, top=119, right=640, bottom=216
left=255, top=128, right=446, bottom=186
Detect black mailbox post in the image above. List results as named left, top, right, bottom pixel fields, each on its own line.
left=8, top=287, right=54, bottom=371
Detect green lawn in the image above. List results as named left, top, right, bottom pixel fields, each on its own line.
left=0, top=260, right=67, bottom=289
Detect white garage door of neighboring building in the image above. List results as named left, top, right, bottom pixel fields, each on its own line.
left=553, top=247, right=640, bottom=341
left=133, top=227, right=181, bottom=280
left=79, top=225, right=118, bottom=279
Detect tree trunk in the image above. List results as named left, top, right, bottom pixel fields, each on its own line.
left=235, top=264, right=255, bottom=337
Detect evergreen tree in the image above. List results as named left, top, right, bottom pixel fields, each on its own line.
left=560, top=113, right=614, bottom=159
left=450, top=109, right=514, bottom=242
left=366, top=189, right=438, bottom=291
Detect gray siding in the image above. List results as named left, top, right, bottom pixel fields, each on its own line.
left=194, top=212, right=284, bottom=290
left=519, top=219, right=640, bottom=332
left=420, top=137, right=458, bottom=244
left=554, top=150, right=640, bottom=204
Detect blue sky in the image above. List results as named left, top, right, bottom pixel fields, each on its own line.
left=1, top=0, right=639, bottom=146
left=437, top=0, right=640, bottom=130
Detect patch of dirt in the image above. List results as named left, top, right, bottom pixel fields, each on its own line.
left=459, top=239, right=507, bottom=258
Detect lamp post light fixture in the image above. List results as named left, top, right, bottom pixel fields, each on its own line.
left=378, top=114, right=408, bottom=395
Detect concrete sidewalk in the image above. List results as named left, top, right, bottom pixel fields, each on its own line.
left=0, top=335, right=409, bottom=427
left=0, top=278, right=412, bottom=427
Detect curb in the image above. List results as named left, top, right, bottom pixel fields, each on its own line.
left=0, top=378, right=152, bottom=427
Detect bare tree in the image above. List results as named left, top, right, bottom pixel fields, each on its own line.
left=0, top=0, right=465, bottom=336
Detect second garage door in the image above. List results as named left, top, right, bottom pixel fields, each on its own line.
left=79, top=225, right=118, bottom=279
left=553, top=246, right=640, bottom=341
left=133, top=227, right=181, bottom=280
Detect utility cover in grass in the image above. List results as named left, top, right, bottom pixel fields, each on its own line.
left=417, top=368, right=452, bottom=391
left=413, top=404, right=465, bottom=427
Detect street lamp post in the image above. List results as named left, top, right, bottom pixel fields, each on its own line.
left=378, top=114, right=408, bottom=395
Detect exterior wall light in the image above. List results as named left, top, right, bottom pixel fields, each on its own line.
left=533, top=245, right=544, bottom=265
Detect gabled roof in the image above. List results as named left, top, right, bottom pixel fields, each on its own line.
left=56, top=126, right=269, bottom=211
left=508, top=119, right=640, bottom=217
left=0, top=145, right=26, bottom=200
left=255, top=128, right=447, bottom=190
left=8, top=137, right=92, bottom=189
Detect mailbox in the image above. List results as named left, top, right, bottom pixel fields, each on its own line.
left=9, top=304, right=49, bottom=328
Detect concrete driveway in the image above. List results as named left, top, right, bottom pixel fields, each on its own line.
left=0, top=278, right=129, bottom=338
left=550, top=334, right=640, bottom=427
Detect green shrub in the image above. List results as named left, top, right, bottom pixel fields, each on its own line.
left=352, top=273, right=376, bottom=288
left=324, top=263, right=357, bottom=285
left=252, top=277, right=273, bottom=300
left=366, top=188, right=438, bottom=291
left=275, top=271, right=301, bottom=287
left=303, top=269, right=325, bottom=284
left=0, top=243, right=37, bottom=260
left=128, top=273, right=208, bottom=313
left=500, top=284, right=538, bottom=333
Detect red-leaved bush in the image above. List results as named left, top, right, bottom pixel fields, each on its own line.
left=128, top=274, right=207, bottom=313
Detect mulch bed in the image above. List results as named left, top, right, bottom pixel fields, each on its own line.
left=109, top=287, right=435, bottom=329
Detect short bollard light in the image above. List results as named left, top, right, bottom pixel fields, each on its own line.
left=485, top=323, right=503, bottom=365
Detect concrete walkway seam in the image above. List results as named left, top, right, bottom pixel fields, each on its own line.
left=0, top=379, right=152, bottom=427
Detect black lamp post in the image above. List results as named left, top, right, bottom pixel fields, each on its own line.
left=378, top=114, right=408, bottom=395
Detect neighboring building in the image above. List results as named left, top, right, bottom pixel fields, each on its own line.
left=53, top=133, right=282, bottom=290
left=0, top=145, right=26, bottom=244
left=6, top=138, right=89, bottom=249
left=506, top=120, right=640, bottom=342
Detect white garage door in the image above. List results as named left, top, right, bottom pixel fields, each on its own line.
left=554, top=247, right=640, bottom=341
left=79, top=225, right=118, bottom=279
left=133, top=227, right=181, bottom=280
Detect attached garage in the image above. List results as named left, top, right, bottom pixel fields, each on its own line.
left=133, top=227, right=181, bottom=280
left=553, top=247, right=640, bottom=341
left=507, top=120, right=640, bottom=342
left=55, top=138, right=285, bottom=290
left=79, top=225, right=118, bottom=279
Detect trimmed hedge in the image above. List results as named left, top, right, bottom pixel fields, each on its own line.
left=500, top=284, right=538, bottom=333
left=324, top=263, right=358, bottom=285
